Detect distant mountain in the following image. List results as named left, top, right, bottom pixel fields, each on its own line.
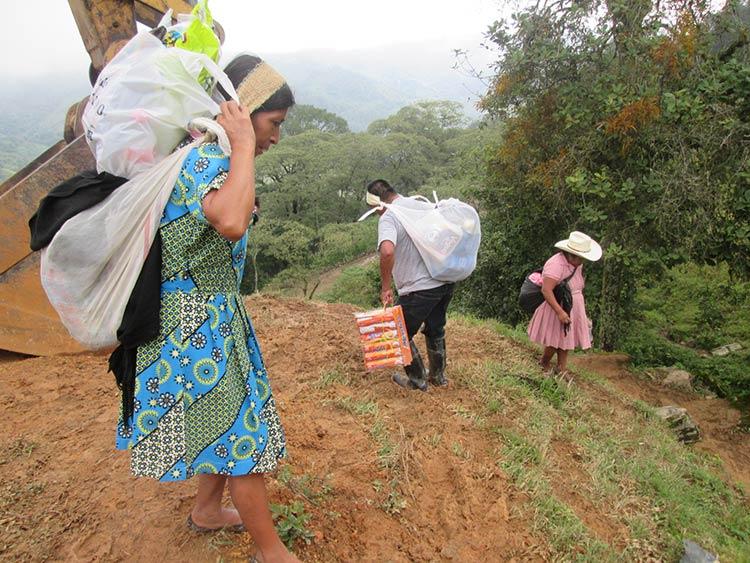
left=0, top=41, right=493, bottom=180
left=0, top=73, right=90, bottom=181
left=263, top=41, right=493, bottom=130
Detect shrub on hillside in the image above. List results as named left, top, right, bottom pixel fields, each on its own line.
left=319, top=262, right=380, bottom=309
left=623, top=325, right=750, bottom=406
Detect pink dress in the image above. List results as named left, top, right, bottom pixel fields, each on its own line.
left=527, top=252, right=592, bottom=350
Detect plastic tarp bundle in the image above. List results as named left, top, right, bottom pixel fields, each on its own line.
left=82, top=2, right=237, bottom=179
left=355, top=306, right=413, bottom=371
left=40, top=119, right=231, bottom=350
left=360, top=193, right=481, bottom=282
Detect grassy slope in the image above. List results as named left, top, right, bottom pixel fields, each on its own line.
left=455, top=314, right=750, bottom=561
left=286, top=270, right=750, bottom=559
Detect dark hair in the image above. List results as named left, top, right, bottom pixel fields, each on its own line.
left=222, top=54, right=295, bottom=114
left=367, top=179, right=396, bottom=200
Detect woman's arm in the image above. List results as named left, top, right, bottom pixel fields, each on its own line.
left=202, top=101, right=256, bottom=242
left=541, top=276, right=570, bottom=325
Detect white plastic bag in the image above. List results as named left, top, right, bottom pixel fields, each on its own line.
left=41, top=119, right=231, bottom=350
left=359, top=192, right=481, bottom=282
left=82, top=30, right=237, bottom=178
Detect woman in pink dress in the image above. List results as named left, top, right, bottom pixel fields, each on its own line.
left=527, top=231, right=602, bottom=376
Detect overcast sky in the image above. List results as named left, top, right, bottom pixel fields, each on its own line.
left=5, top=0, right=509, bottom=77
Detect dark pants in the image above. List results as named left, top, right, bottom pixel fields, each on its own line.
left=397, top=283, right=454, bottom=341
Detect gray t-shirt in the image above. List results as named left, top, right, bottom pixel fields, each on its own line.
left=377, top=196, right=444, bottom=295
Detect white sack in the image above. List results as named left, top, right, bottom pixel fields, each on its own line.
left=41, top=119, right=230, bottom=349
left=82, top=31, right=237, bottom=179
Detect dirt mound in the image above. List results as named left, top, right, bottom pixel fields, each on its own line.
left=1, top=295, right=747, bottom=561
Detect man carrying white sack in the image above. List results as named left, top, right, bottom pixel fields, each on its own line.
left=366, top=179, right=454, bottom=391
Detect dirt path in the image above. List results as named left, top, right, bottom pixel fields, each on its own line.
left=309, top=253, right=377, bottom=298
left=0, top=296, right=544, bottom=562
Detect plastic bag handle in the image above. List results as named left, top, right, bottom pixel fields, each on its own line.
left=356, top=193, right=436, bottom=222
left=157, top=8, right=173, bottom=28
left=189, top=117, right=232, bottom=154
left=186, top=51, right=239, bottom=104
left=410, top=195, right=432, bottom=204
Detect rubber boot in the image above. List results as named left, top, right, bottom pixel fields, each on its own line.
left=392, top=340, right=428, bottom=391
left=426, top=336, right=448, bottom=386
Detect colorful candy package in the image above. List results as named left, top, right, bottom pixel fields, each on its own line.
left=354, top=306, right=413, bottom=371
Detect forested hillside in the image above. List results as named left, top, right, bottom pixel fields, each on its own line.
left=0, top=74, right=90, bottom=180
left=0, top=42, right=485, bottom=182
left=2, top=1, right=747, bottom=411
left=249, top=1, right=750, bottom=412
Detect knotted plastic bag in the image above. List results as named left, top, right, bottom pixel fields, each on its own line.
left=82, top=6, right=236, bottom=179
left=359, top=193, right=481, bottom=282
left=41, top=119, right=231, bottom=350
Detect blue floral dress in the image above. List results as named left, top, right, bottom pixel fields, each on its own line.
left=115, top=142, right=286, bottom=481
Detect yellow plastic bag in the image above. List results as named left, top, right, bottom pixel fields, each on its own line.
left=159, top=0, right=221, bottom=89
left=172, top=0, right=220, bottom=62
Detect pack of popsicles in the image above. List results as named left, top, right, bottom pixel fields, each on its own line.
left=354, top=306, right=413, bottom=371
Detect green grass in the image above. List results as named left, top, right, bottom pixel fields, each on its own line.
left=332, top=396, right=379, bottom=417
left=453, top=346, right=750, bottom=561
left=276, top=465, right=333, bottom=506
left=316, top=365, right=352, bottom=388
left=318, top=261, right=381, bottom=309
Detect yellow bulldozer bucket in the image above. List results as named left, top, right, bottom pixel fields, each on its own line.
left=0, top=0, right=222, bottom=356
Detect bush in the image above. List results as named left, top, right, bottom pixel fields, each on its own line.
left=621, top=262, right=750, bottom=407
left=270, top=501, right=315, bottom=549
left=319, top=261, right=381, bottom=309
left=623, top=325, right=750, bottom=406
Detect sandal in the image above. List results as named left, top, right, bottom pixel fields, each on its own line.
left=186, top=513, right=246, bottom=533
left=553, top=368, right=574, bottom=382
left=541, top=367, right=556, bottom=377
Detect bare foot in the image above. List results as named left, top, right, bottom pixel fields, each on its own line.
left=190, top=506, right=243, bottom=529
left=255, top=545, right=301, bottom=563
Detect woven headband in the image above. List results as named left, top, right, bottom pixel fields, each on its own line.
left=236, top=62, right=287, bottom=112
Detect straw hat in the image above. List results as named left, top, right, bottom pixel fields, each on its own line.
left=554, top=231, right=602, bottom=261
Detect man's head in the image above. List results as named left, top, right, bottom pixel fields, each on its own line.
left=366, top=179, right=397, bottom=215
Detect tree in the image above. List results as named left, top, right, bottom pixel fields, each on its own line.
left=241, top=218, right=317, bottom=294
left=255, top=127, right=445, bottom=229
left=367, top=100, right=467, bottom=145
left=464, top=0, right=750, bottom=350
left=283, top=104, right=350, bottom=136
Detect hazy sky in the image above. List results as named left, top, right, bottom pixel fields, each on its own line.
left=6, top=0, right=508, bottom=77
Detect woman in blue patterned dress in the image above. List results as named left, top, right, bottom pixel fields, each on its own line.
left=116, top=55, right=299, bottom=563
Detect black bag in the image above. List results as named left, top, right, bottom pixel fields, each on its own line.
left=518, top=266, right=578, bottom=316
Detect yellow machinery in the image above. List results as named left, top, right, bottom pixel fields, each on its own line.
left=0, top=1, right=222, bottom=355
